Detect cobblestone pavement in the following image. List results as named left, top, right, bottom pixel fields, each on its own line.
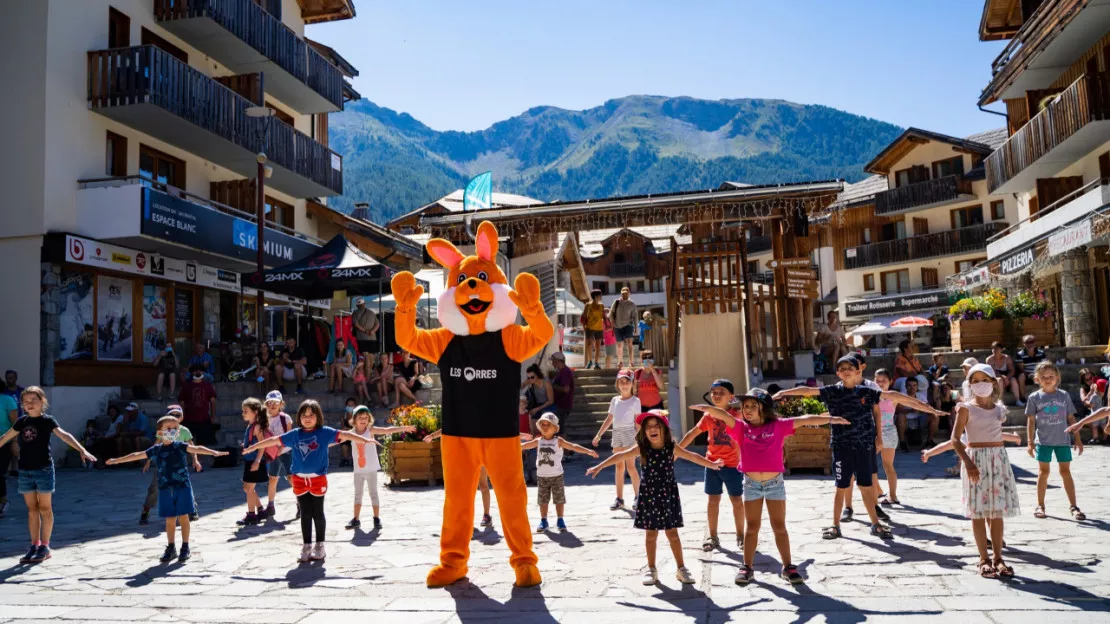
left=1, top=446, right=1109, bottom=623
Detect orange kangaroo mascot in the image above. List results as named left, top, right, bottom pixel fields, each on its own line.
left=391, top=220, right=552, bottom=588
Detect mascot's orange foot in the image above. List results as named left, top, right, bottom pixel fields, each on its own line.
left=513, top=564, right=542, bottom=588
left=426, top=564, right=468, bottom=588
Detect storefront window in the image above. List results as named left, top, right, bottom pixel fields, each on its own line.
left=97, top=276, right=134, bottom=362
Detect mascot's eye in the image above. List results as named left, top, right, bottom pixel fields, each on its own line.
left=457, top=273, right=467, bottom=285
left=477, top=271, right=489, bottom=282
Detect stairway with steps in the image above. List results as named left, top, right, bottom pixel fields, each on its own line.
left=562, top=367, right=669, bottom=445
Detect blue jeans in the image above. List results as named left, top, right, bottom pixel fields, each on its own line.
left=18, top=465, right=55, bottom=494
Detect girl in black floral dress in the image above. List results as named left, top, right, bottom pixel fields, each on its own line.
left=587, top=411, right=723, bottom=585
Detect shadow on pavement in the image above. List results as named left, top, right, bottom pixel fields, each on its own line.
left=1002, top=576, right=1110, bottom=612
left=444, top=580, right=559, bottom=623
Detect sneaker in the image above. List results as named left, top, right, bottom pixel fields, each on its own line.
left=373, top=517, right=382, bottom=530
left=675, top=566, right=696, bottom=584
left=840, top=507, right=853, bottom=522
left=536, top=518, right=549, bottom=532
left=642, top=567, right=658, bottom=585
left=610, top=498, right=625, bottom=511
left=265, top=503, right=275, bottom=518
left=29, top=545, right=51, bottom=563
left=346, top=518, right=361, bottom=530
left=480, top=513, right=493, bottom=528
left=139, top=510, right=150, bottom=525
left=556, top=518, right=567, bottom=532
left=781, top=564, right=804, bottom=585
left=586, top=361, right=594, bottom=369
left=236, top=512, right=258, bottom=526
left=178, top=544, right=191, bottom=562
left=310, top=542, right=326, bottom=561
left=298, top=544, right=313, bottom=563
left=160, top=544, right=178, bottom=562
left=875, top=506, right=892, bottom=523
left=19, top=545, right=38, bottom=564
left=735, top=565, right=754, bottom=586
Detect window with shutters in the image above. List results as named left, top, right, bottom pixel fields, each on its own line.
left=990, top=200, right=1006, bottom=220
left=950, top=205, right=984, bottom=229
left=912, top=218, right=929, bottom=236
left=863, top=274, right=875, bottom=292
left=880, top=269, right=910, bottom=295
left=921, top=268, right=939, bottom=289
left=931, top=156, right=965, bottom=179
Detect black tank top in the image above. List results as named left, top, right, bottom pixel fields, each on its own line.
left=439, top=331, right=521, bottom=438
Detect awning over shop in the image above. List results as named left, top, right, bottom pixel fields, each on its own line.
left=849, top=314, right=933, bottom=336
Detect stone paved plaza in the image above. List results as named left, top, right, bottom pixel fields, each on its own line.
left=1, top=446, right=1109, bottom=623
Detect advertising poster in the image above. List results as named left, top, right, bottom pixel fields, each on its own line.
left=175, top=289, right=194, bottom=334
left=97, top=276, right=133, bottom=361
left=58, top=271, right=94, bottom=360
left=142, top=285, right=168, bottom=362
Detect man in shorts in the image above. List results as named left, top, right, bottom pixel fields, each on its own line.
left=581, top=290, right=605, bottom=370
left=609, top=287, right=638, bottom=369
left=351, top=298, right=379, bottom=356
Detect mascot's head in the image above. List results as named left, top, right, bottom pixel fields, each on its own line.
left=427, top=221, right=517, bottom=336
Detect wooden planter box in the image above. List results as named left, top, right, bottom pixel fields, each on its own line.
left=950, top=318, right=1005, bottom=351
left=386, top=440, right=443, bottom=486
left=1011, top=317, right=1055, bottom=346
left=784, top=427, right=831, bottom=475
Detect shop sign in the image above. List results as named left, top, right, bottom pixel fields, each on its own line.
left=1047, top=219, right=1092, bottom=257
left=141, top=187, right=316, bottom=266
left=844, top=290, right=947, bottom=319
left=999, top=247, right=1038, bottom=275
left=769, top=257, right=810, bottom=269
left=955, top=266, right=990, bottom=290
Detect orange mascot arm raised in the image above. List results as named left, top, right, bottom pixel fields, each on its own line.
left=503, top=272, right=554, bottom=362
left=390, top=271, right=454, bottom=364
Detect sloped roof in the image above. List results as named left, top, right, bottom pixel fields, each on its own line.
left=387, top=189, right=542, bottom=228
left=864, top=127, right=996, bottom=175
left=964, top=127, right=1008, bottom=150
left=828, top=174, right=887, bottom=210
left=559, top=225, right=690, bottom=259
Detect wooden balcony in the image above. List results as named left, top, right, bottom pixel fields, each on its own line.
left=844, top=222, right=1007, bottom=270
left=154, top=0, right=345, bottom=113
left=609, top=261, right=647, bottom=277
left=874, top=175, right=974, bottom=216
left=88, top=46, right=342, bottom=197
left=746, top=235, right=772, bottom=254
left=986, top=71, right=1110, bottom=194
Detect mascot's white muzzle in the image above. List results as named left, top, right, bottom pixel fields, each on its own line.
left=438, top=283, right=517, bottom=336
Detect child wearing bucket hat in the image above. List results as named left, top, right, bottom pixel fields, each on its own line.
left=521, top=412, right=598, bottom=533
left=692, top=388, right=849, bottom=586
left=677, top=379, right=744, bottom=552
left=587, top=411, right=723, bottom=586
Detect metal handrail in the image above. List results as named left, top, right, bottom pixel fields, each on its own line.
left=76, top=175, right=324, bottom=244
left=987, top=177, right=1108, bottom=243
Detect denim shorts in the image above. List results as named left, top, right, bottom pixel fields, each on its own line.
left=267, top=452, right=292, bottom=477
left=158, top=485, right=195, bottom=518
left=742, top=474, right=786, bottom=501
left=704, top=465, right=744, bottom=497
left=18, top=465, right=55, bottom=494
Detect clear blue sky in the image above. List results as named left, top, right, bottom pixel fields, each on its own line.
left=310, top=0, right=1007, bottom=135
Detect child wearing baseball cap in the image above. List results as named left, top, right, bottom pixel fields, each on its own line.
left=521, top=412, right=597, bottom=533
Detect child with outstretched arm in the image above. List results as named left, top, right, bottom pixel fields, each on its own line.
left=107, top=416, right=227, bottom=562
left=522, top=412, right=598, bottom=532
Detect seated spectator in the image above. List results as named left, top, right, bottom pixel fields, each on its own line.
left=985, top=341, right=1019, bottom=405
left=934, top=381, right=958, bottom=430
left=959, top=357, right=978, bottom=400
left=105, top=402, right=152, bottom=458
left=1015, top=334, right=1045, bottom=405
left=894, top=340, right=924, bottom=387
left=183, top=342, right=215, bottom=384
left=925, top=353, right=949, bottom=405
left=895, top=377, right=937, bottom=450
left=254, top=341, right=276, bottom=395
left=278, top=336, right=308, bottom=395
left=153, top=346, right=177, bottom=400
left=79, top=419, right=103, bottom=469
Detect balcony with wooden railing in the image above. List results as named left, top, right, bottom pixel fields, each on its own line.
left=874, top=175, right=974, bottom=215
left=154, top=0, right=345, bottom=113
left=986, top=71, right=1110, bottom=194
left=843, top=222, right=1007, bottom=270
left=87, top=45, right=342, bottom=197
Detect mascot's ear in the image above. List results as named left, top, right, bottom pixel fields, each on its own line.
left=427, top=238, right=465, bottom=270
left=475, top=221, right=499, bottom=262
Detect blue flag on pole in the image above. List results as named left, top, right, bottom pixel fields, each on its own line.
left=463, top=172, right=492, bottom=213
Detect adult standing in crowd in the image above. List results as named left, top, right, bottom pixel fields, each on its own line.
left=179, top=365, right=218, bottom=445
left=351, top=298, right=380, bottom=357
left=581, top=290, right=605, bottom=371
left=1016, top=334, right=1046, bottom=406
left=633, top=349, right=666, bottom=411
left=610, top=287, right=638, bottom=369
left=549, top=351, right=575, bottom=423
left=0, top=389, right=16, bottom=515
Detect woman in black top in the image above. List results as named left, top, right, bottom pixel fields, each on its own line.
left=392, top=350, right=423, bottom=407
left=254, top=342, right=276, bottom=394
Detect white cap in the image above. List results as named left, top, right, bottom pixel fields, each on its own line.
left=265, top=390, right=283, bottom=403
left=968, top=363, right=998, bottom=380
left=126, top=402, right=139, bottom=411
left=549, top=351, right=566, bottom=361
left=961, top=357, right=979, bottom=368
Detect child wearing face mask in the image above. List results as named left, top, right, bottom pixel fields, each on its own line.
left=951, top=364, right=1020, bottom=578
left=139, top=408, right=200, bottom=526
left=693, top=390, right=848, bottom=586
left=107, top=415, right=227, bottom=562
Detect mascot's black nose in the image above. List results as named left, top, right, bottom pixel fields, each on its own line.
left=467, top=279, right=477, bottom=289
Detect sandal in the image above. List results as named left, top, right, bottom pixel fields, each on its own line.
left=978, top=560, right=998, bottom=578
left=822, top=525, right=842, bottom=540
left=1070, top=506, right=1087, bottom=521
left=870, top=524, right=893, bottom=540
left=1033, top=505, right=1047, bottom=519
left=702, top=535, right=720, bottom=552
left=994, top=559, right=1014, bottom=577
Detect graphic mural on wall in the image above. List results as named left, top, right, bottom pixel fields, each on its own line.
left=97, top=276, right=133, bottom=362
left=58, top=271, right=94, bottom=360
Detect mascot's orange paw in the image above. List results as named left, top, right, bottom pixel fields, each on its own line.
left=426, top=564, right=468, bottom=588
left=513, top=563, right=542, bottom=588
left=390, top=271, right=425, bottom=310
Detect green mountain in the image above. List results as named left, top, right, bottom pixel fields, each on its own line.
left=328, top=95, right=903, bottom=224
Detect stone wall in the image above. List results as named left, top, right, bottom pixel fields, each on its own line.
left=1060, top=248, right=1097, bottom=347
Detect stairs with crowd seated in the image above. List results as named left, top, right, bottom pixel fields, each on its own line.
left=561, top=367, right=669, bottom=446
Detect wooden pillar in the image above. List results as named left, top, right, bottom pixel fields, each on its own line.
left=771, top=219, right=789, bottom=365
left=739, top=231, right=754, bottom=362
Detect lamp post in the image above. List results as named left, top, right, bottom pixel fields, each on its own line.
left=245, top=106, right=274, bottom=342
